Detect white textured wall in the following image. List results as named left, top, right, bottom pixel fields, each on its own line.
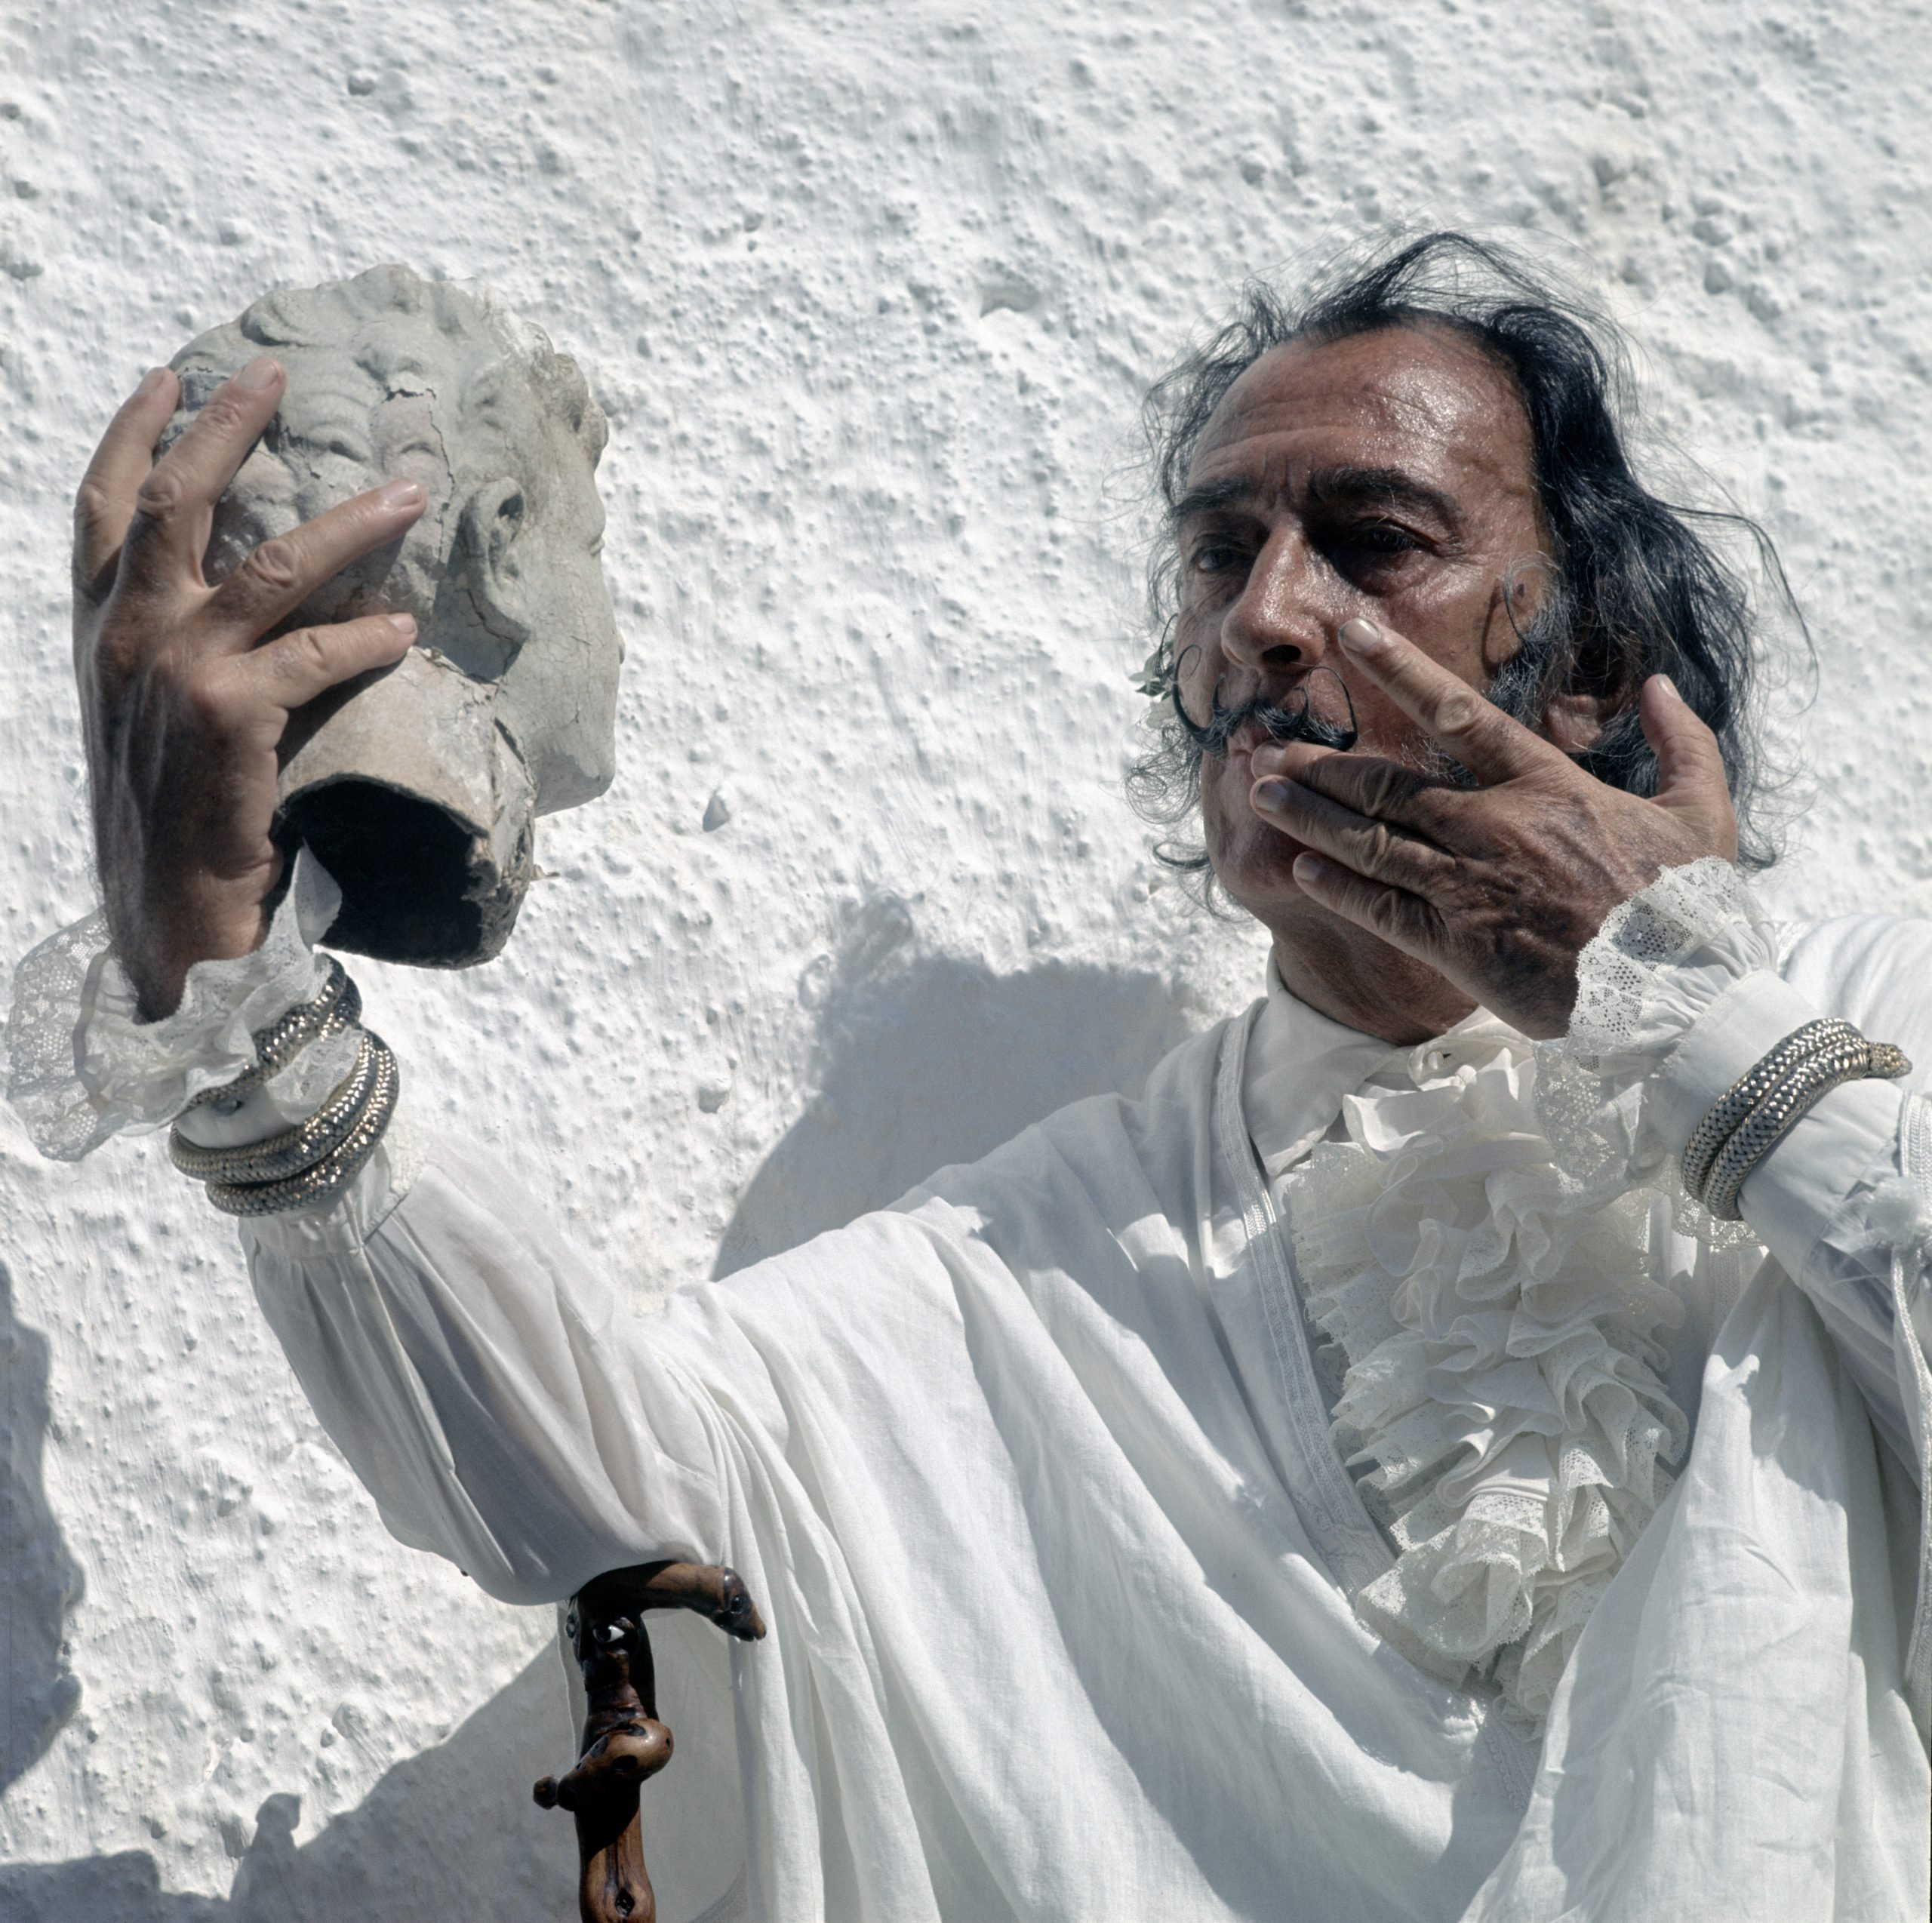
left=3, top=2, right=1930, bottom=1913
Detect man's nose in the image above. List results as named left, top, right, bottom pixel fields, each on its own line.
left=1220, top=527, right=1331, bottom=675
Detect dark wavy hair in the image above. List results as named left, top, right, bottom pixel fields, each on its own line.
left=1129, top=232, right=1800, bottom=891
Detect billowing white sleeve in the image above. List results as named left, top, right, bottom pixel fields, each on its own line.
left=1562, top=860, right=1932, bottom=1483
left=242, top=1139, right=730, bottom=1605
left=6, top=860, right=729, bottom=1605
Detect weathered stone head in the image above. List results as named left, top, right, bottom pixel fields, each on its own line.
left=165, top=265, right=620, bottom=965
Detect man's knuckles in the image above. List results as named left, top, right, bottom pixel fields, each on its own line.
left=1269, top=743, right=1390, bottom=805
left=1364, top=888, right=1410, bottom=938
left=1359, top=879, right=1433, bottom=952
left=177, top=388, right=269, bottom=451
left=71, top=477, right=118, bottom=544
left=256, top=617, right=407, bottom=703
left=1358, top=820, right=1401, bottom=877
left=1356, top=758, right=1429, bottom=820
left=131, top=466, right=194, bottom=525
left=177, top=660, right=251, bottom=735
left=229, top=533, right=306, bottom=599
left=1426, top=685, right=1491, bottom=740
left=1292, top=749, right=1439, bottom=829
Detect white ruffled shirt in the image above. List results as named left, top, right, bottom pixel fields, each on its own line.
left=8, top=858, right=1932, bottom=1921
left=1240, top=977, right=1690, bottom=1730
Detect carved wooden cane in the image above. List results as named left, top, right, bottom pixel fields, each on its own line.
left=534, top=1560, right=766, bottom=1923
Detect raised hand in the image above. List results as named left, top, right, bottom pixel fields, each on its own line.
left=72, top=358, right=427, bottom=1020
left=1248, top=616, right=1737, bottom=1039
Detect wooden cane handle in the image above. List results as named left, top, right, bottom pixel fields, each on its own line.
left=576, top=1560, right=768, bottom=1641
left=537, top=1561, right=763, bottom=1923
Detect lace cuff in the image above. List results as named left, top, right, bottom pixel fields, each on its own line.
left=5, top=855, right=342, bottom=1162
left=1564, top=857, right=1778, bottom=1069
left=1539, top=859, right=1782, bottom=1249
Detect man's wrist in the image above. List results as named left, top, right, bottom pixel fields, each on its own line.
left=1650, top=971, right=1823, bottom=1155
left=1655, top=969, right=1904, bottom=1259
left=7, top=856, right=336, bottom=1165
left=112, top=886, right=272, bottom=1023
left=1563, top=857, right=1773, bottom=1072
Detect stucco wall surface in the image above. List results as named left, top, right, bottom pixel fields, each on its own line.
left=2, top=0, right=1929, bottom=1914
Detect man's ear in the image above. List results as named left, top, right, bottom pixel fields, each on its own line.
left=1540, top=614, right=1641, bottom=758
left=460, top=475, right=534, bottom=645
left=1543, top=687, right=1620, bottom=755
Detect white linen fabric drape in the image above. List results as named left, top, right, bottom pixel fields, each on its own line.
left=8, top=859, right=1930, bottom=1920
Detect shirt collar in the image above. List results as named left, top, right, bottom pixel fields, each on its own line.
left=1241, top=960, right=1401, bottom=1180
left=1241, top=960, right=1529, bottom=1180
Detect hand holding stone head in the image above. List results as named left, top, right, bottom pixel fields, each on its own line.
left=72, top=355, right=426, bottom=1020
left=74, top=268, right=622, bottom=1015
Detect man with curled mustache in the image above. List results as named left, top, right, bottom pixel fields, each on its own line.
left=19, top=234, right=1931, bottom=1919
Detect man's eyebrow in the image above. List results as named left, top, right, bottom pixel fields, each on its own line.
left=1168, top=475, right=1257, bottom=524
left=1305, top=464, right=1460, bottom=525
left=1170, top=465, right=1463, bottom=528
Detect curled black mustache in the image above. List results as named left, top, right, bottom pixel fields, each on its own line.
left=1170, top=655, right=1360, bottom=756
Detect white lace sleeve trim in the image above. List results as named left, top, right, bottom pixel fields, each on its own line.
left=1540, top=857, right=1779, bottom=1251
left=5, top=854, right=342, bottom=1161
left=1287, top=1031, right=1689, bottom=1737
left=1564, top=857, right=1775, bottom=1068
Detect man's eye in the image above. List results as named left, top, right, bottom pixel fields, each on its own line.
left=1189, top=543, right=1246, bottom=575
left=1340, top=521, right=1419, bottom=554
left=1319, top=521, right=1426, bottom=583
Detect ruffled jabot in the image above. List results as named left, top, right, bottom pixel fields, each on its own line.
left=1269, top=1008, right=1690, bottom=1734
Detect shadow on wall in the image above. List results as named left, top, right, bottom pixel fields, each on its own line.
left=0, top=907, right=1204, bottom=1919
left=716, top=894, right=1204, bottom=1277
left=1, top=1257, right=85, bottom=1797
left=0, top=1648, right=579, bottom=1921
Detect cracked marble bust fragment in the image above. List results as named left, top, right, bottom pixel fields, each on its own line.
left=164, top=264, right=621, bottom=965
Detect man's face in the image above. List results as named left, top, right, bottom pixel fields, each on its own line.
left=1173, top=324, right=1548, bottom=931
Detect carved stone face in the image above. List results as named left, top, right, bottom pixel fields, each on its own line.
left=165, top=265, right=622, bottom=965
